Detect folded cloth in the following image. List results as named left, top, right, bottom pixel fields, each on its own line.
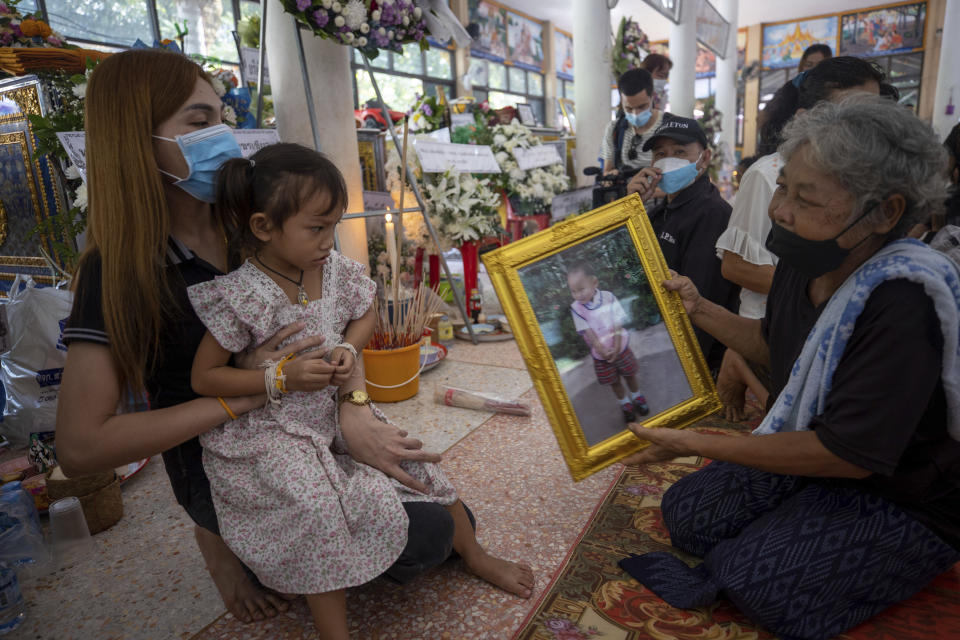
left=754, top=238, right=960, bottom=441
left=619, top=552, right=719, bottom=608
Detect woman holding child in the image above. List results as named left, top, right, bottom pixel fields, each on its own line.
left=54, top=49, right=531, bottom=637
left=622, top=95, right=960, bottom=640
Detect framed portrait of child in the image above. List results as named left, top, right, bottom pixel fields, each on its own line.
left=483, top=194, right=721, bottom=480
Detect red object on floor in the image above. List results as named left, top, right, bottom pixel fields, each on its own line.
left=459, top=240, right=478, bottom=313
left=414, top=247, right=424, bottom=288
left=428, top=253, right=439, bottom=289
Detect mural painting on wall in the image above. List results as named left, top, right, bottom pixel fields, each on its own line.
left=507, top=13, right=543, bottom=70
left=555, top=30, right=573, bottom=80
left=839, top=2, right=926, bottom=58
left=468, top=0, right=508, bottom=60
left=762, top=17, right=838, bottom=69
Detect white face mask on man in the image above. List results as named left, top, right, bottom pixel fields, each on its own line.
left=652, top=153, right=703, bottom=194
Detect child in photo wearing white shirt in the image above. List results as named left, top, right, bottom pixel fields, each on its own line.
left=567, top=261, right=650, bottom=423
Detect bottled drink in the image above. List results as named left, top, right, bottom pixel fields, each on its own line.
left=0, top=483, right=40, bottom=534
left=437, top=315, right=454, bottom=344
left=0, top=565, right=25, bottom=634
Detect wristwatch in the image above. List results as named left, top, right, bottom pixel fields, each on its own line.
left=339, top=389, right=372, bottom=407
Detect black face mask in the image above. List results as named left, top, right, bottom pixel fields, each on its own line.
left=765, top=208, right=874, bottom=279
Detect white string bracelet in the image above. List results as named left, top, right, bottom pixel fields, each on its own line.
left=261, top=359, right=283, bottom=406
left=334, top=342, right=358, bottom=360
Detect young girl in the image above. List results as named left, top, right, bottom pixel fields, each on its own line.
left=187, top=143, right=533, bottom=639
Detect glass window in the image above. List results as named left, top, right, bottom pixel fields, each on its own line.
left=508, top=66, right=526, bottom=93
left=889, top=52, right=923, bottom=81
left=394, top=43, right=424, bottom=75
left=18, top=0, right=37, bottom=13
left=488, top=62, right=507, bottom=90
left=355, top=69, right=423, bottom=113
left=695, top=78, right=712, bottom=99
left=157, top=0, right=238, bottom=62
left=527, top=71, right=543, bottom=97
left=564, top=81, right=575, bottom=100
left=425, top=48, right=453, bottom=79
left=46, top=0, right=153, bottom=45
left=240, top=1, right=260, bottom=21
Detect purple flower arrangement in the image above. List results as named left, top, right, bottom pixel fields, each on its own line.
left=283, top=0, right=428, bottom=58
left=611, top=17, right=650, bottom=78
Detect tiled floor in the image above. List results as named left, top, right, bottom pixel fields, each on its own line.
left=13, top=339, right=617, bottom=640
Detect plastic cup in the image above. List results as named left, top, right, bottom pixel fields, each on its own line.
left=48, top=497, right=93, bottom=566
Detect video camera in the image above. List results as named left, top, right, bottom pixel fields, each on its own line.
left=584, top=166, right=641, bottom=208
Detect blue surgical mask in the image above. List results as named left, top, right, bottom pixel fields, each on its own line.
left=153, top=124, right=242, bottom=203
left=625, top=109, right=652, bottom=128
left=654, top=78, right=668, bottom=93
left=654, top=153, right=703, bottom=195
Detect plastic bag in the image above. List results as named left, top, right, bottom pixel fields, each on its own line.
left=0, top=276, right=73, bottom=447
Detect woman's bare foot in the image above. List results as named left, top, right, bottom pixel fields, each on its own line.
left=194, top=526, right=291, bottom=623
left=463, top=550, right=535, bottom=598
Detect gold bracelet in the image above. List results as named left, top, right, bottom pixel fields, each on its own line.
left=275, top=353, right=295, bottom=394
left=217, top=396, right=238, bottom=421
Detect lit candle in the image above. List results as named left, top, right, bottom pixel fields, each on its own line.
left=385, top=212, right=398, bottom=285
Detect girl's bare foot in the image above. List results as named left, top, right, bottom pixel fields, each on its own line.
left=194, top=525, right=290, bottom=623
left=463, top=550, right=536, bottom=598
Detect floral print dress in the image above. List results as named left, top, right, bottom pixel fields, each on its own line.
left=187, top=252, right=457, bottom=594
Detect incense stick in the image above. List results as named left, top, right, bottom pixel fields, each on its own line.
left=369, top=280, right=445, bottom=351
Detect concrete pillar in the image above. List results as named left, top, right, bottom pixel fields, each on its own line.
left=932, top=0, right=960, bottom=138
left=714, top=0, right=738, bottom=158
left=543, top=22, right=559, bottom=129
left=573, top=0, right=611, bottom=186
left=264, top=0, right=368, bottom=267
left=451, top=0, right=472, bottom=98
left=668, top=0, right=697, bottom=117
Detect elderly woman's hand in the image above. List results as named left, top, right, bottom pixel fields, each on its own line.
left=339, top=403, right=442, bottom=493
left=621, top=425, right=697, bottom=465
left=662, top=270, right=703, bottom=316
left=627, top=167, right=662, bottom=200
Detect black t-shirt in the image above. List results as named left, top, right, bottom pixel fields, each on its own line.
left=63, top=238, right=224, bottom=409
left=762, top=261, right=960, bottom=548
left=648, top=174, right=740, bottom=370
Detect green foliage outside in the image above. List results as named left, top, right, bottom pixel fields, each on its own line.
left=518, top=226, right=662, bottom=365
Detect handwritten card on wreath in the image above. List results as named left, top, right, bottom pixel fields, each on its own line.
left=413, top=140, right=502, bottom=174
left=56, top=132, right=88, bottom=182
left=512, top=144, right=562, bottom=171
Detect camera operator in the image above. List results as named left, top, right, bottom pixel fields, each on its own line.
left=600, top=69, right=665, bottom=177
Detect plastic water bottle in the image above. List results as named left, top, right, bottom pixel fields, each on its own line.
left=0, top=564, right=25, bottom=634
left=0, top=483, right=39, bottom=534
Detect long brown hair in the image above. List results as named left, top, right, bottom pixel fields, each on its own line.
left=78, top=49, right=209, bottom=397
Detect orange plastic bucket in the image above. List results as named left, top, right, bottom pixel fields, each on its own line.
left=362, top=342, right=422, bottom=402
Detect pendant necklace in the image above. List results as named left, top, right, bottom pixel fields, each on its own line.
left=256, top=255, right=308, bottom=306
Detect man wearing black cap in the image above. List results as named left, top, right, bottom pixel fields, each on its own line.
left=627, top=115, right=739, bottom=373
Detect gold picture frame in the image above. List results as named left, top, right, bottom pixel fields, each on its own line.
left=483, top=195, right=721, bottom=480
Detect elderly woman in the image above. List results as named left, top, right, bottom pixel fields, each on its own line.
left=620, top=95, right=960, bottom=640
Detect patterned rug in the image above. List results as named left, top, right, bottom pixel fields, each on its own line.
left=512, top=416, right=960, bottom=640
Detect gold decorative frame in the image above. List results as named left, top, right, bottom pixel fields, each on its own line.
left=483, top=195, right=721, bottom=480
